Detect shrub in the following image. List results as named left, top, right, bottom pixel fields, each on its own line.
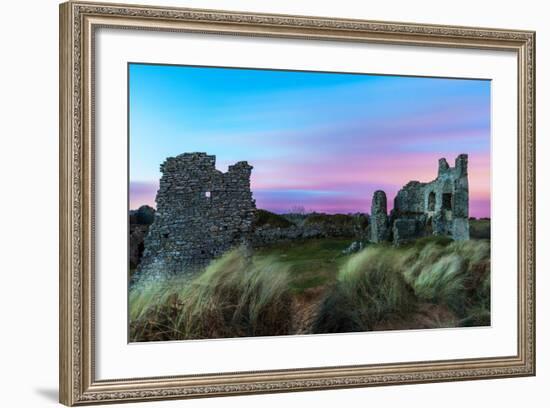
left=253, top=209, right=294, bottom=229
left=469, top=218, right=491, bottom=240
left=129, top=205, right=155, bottom=225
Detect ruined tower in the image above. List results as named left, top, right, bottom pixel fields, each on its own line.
left=369, top=190, right=390, bottom=243
left=390, top=154, right=470, bottom=244
left=135, top=153, right=256, bottom=281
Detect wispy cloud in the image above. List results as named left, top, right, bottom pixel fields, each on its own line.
left=129, top=64, right=491, bottom=217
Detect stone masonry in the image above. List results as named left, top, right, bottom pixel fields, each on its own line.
left=369, top=190, right=390, bottom=243
left=135, top=153, right=256, bottom=281
left=370, top=154, right=470, bottom=245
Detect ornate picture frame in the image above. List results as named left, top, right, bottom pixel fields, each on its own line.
left=59, top=1, right=535, bottom=405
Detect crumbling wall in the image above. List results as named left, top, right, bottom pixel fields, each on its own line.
left=369, top=190, right=390, bottom=243
left=390, top=180, right=429, bottom=244
left=252, top=214, right=369, bottom=247
left=370, top=154, right=470, bottom=245
left=135, top=153, right=256, bottom=281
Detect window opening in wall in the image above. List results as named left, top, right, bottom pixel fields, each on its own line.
left=428, top=191, right=436, bottom=211
left=442, top=193, right=452, bottom=211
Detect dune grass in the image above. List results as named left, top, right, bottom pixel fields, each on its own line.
left=130, top=248, right=293, bottom=341
left=402, top=237, right=490, bottom=324
left=313, top=237, right=491, bottom=333
left=312, top=244, right=417, bottom=333
left=130, top=237, right=491, bottom=342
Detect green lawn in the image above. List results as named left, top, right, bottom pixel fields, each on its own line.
left=254, top=238, right=356, bottom=293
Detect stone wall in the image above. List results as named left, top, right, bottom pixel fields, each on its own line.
left=135, top=153, right=256, bottom=281
left=252, top=214, right=368, bottom=247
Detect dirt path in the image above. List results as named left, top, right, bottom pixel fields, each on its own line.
left=290, top=286, right=327, bottom=334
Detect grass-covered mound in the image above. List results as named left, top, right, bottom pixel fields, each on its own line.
left=253, top=209, right=294, bottom=228
left=313, top=237, right=490, bottom=333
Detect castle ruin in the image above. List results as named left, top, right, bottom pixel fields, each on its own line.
left=370, top=154, right=470, bottom=245
left=135, top=153, right=256, bottom=280
left=369, top=190, right=390, bottom=243
left=134, top=152, right=470, bottom=281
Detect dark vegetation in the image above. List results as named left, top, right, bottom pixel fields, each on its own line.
left=253, top=209, right=368, bottom=231
left=129, top=206, right=156, bottom=272
left=129, top=205, right=155, bottom=225
left=253, top=209, right=294, bottom=228
left=303, top=213, right=368, bottom=229
left=469, top=218, right=491, bottom=240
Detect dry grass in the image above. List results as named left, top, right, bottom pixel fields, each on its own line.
left=130, top=237, right=491, bottom=341
left=130, top=247, right=293, bottom=341
left=312, top=237, right=490, bottom=333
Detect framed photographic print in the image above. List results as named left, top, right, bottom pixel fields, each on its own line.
left=59, top=1, right=536, bottom=405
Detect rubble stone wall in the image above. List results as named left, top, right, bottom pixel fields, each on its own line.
left=135, top=153, right=256, bottom=281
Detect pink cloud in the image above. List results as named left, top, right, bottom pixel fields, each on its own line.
left=131, top=151, right=490, bottom=218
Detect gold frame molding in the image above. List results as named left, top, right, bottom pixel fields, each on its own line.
left=59, top=1, right=536, bottom=405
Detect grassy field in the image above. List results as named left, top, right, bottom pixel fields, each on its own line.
left=129, top=233, right=490, bottom=342
left=254, top=238, right=352, bottom=293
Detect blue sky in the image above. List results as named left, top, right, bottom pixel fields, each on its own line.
left=129, top=63, right=491, bottom=216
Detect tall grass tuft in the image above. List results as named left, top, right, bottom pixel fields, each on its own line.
left=406, top=239, right=490, bottom=324
left=129, top=247, right=293, bottom=341
left=312, top=246, right=417, bottom=333
left=313, top=237, right=491, bottom=333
